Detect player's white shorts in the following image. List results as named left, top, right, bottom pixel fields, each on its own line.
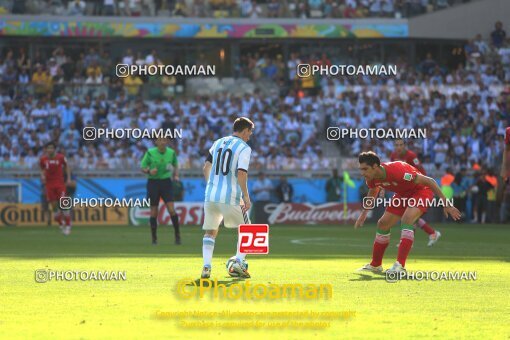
left=202, top=201, right=250, bottom=230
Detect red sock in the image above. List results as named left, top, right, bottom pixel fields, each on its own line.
left=54, top=212, right=62, bottom=225
left=417, top=218, right=435, bottom=236
left=64, top=214, right=71, bottom=227
left=370, top=231, right=390, bottom=267
left=397, top=228, right=414, bottom=267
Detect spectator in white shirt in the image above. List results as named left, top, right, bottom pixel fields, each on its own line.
left=68, top=0, right=86, bottom=15
left=252, top=172, right=273, bottom=202
left=122, top=49, right=135, bottom=65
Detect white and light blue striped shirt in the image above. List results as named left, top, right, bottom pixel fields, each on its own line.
left=204, top=136, right=252, bottom=206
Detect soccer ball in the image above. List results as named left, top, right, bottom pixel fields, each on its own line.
left=226, top=256, right=248, bottom=277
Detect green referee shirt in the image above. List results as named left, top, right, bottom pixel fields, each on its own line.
left=140, top=147, right=178, bottom=179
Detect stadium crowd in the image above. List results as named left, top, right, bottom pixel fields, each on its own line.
left=2, top=0, right=473, bottom=19
left=0, top=22, right=508, bottom=175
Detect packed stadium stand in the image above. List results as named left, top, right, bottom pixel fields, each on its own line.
left=0, top=19, right=508, bottom=174
left=0, top=0, right=477, bottom=19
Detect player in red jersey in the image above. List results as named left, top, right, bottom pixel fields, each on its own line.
left=500, top=127, right=510, bottom=222
left=501, top=127, right=510, bottom=180
left=40, top=142, right=72, bottom=235
left=391, top=139, right=441, bottom=246
left=354, top=152, right=461, bottom=273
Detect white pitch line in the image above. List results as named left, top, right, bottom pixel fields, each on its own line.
left=290, top=238, right=369, bottom=248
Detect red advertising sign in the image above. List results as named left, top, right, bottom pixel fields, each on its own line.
left=129, top=202, right=205, bottom=226
left=238, top=224, right=269, bottom=254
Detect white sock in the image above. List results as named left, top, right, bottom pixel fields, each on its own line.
left=236, top=238, right=247, bottom=261
left=202, top=236, right=215, bottom=268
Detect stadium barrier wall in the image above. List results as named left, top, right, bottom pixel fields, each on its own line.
left=0, top=179, right=465, bottom=226
left=0, top=202, right=202, bottom=227
left=0, top=178, right=365, bottom=204
left=0, top=201, right=460, bottom=227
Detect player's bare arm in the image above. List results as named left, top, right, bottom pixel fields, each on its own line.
left=415, top=174, right=461, bottom=220
left=237, top=170, right=251, bottom=210
left=173, top=164, right=179, bottom=181
left=140, top=166, right=157, bottom=175
left=140, top=155, right=150, bottom=174
left=140, top=150, right=156, bottom=175
left=40, top=167, right=46, bottom=185
left=354, top=187, right=380, bottom=229
left=141, top=167, right=157, bottom=175
left=203, top=161, right=212, bottom=181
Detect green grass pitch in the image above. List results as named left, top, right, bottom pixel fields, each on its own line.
left=0, top=223, right=509, bottom=339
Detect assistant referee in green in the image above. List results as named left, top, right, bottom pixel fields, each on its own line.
left=141, top=137, right=181, bottom=245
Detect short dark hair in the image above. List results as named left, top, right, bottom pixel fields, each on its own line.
left=45, top=141, right=56, bottom=149
left=358, top=151, right=380, bottom=167
left=233, top=117, right=255, bottom=133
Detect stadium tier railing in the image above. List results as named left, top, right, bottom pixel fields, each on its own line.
left=5, top=82, right=507, bottom=102
left=0, top=168, right=335, bottom=178
left=0, top=13, right=410, bottom=25
left=5, top=83, right=185, bottom=101
left=0, top=166, right=454, bottom=179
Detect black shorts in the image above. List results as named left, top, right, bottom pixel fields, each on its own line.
left=147, top=178, right=174, bottom=206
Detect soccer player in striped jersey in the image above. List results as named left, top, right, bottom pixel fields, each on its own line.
left=201, top=117, right=254, bottom=279
left=391, top=139, right=441, bottom=246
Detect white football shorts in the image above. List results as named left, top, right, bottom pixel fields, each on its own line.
left=202, top=201, right=250, bottom=230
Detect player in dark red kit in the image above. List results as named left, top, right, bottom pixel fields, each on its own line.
left=500, top=127, right=510, bottom=219
left=391, top=139, right=441, bottom=246
left=501, top=127, right=510, bottom=180
left=354, top=152, right=461, bottom=273
left=40, top=142, right=72, bottom=235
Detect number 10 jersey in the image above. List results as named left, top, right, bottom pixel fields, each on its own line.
left=204, top=135, right=252, bottom=206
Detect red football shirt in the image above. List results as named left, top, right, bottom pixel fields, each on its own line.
left=366, top=161, right=426, bottom=196
left=505, top=127, right=510, bottom=177
left=390, top=149, right=425, bottom=175
left=40, top=153, right=67, bottom=185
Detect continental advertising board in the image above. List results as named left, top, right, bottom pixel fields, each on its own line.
left=0, top=203, right=128, bottom=227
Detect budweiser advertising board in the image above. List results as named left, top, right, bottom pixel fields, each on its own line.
left=259, top=202, right=369, bottom=225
